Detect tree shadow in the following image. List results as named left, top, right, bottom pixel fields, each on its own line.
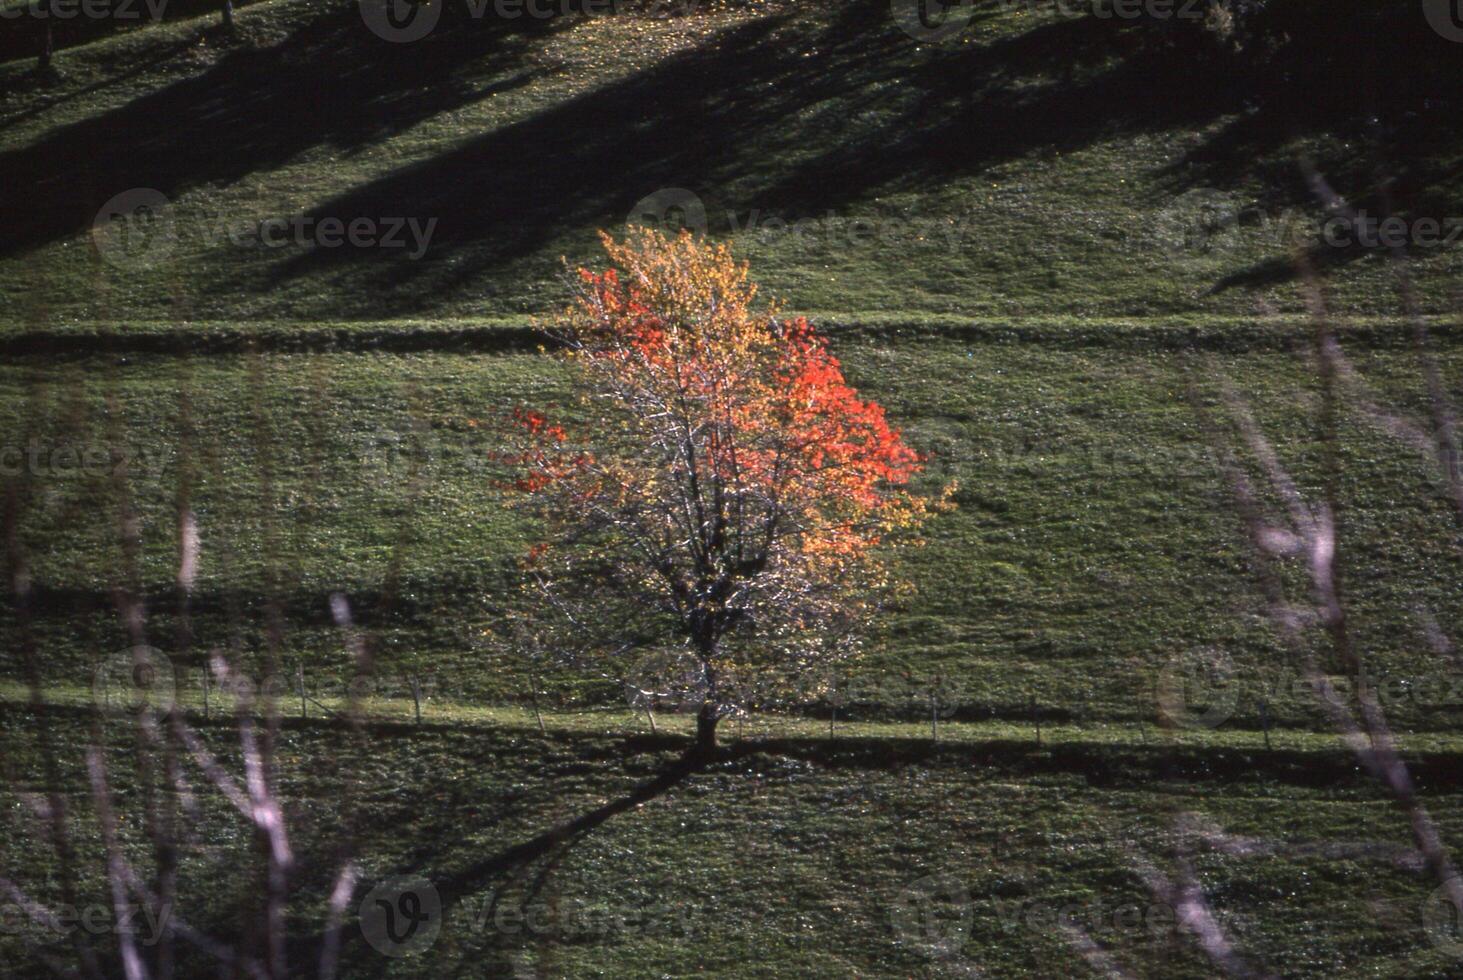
left=0, top=33, right=202, bottom=135
left=292, top=741, right=708, bottom=974
left=5, top=0, right=1460, bottom=312
left=0, top=0, right=562, bottom=255
left=0, top=0, right=270, bottom=67
left=259, top=2, right=1258, bottom=314
left=268, top=0, right=1463, bottom=315
left=1153, top=0, right=1463, bottom=289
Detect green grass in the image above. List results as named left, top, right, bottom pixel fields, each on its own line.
left=20, top=677, right=1463, bottom=754
left=5, top=1, right=1463, bottom=976
left=2, top=0, right=1461, bottom=323
left=5, top=705, right=1463, bottom=977
left=3, top=330, right=1461, bottom=733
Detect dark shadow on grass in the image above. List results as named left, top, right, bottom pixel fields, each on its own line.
left=1152, top=0, right=1463, bottom=290
left=5, top=0, right=1460, bottom=313
left=289, top=742, right=709, bottom=974
left=261, top=0, right=1463, bottom=316
left=0, top=0, right=560, bottom=254
left=263, top=3, right=1255, bottom=315
left=0, top=0, right=271, bottom=67
left=0, top=33, right=201, bottom=134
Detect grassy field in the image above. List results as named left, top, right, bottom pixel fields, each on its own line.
left=3, top=328, right=1462, bottom=733
left=6, top=705, right=1463, bottom=978
left=2, top=0, right=1462, bottom=323
left=5, top=0, right=1463, bottom=976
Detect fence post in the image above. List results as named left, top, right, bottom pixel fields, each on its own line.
left=298, top=663, right=307, bottom=719
left=828, top=678, right=837, bottom=738
left=529, top=675, right=547, bottom=734
left=1135, top=688, right=1146, bottom=745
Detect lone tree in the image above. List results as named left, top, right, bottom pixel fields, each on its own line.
left=505, top=229, right=946, bottom=752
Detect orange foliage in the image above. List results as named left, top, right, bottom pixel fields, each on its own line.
left=504, top=229, right=949, bottom=713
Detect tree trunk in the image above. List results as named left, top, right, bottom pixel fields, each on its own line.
left=39, top=17, right=54, bottom=72
left=694, top=703, right=719, bottom=754
left=221, top=0, right=233, bottom=29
